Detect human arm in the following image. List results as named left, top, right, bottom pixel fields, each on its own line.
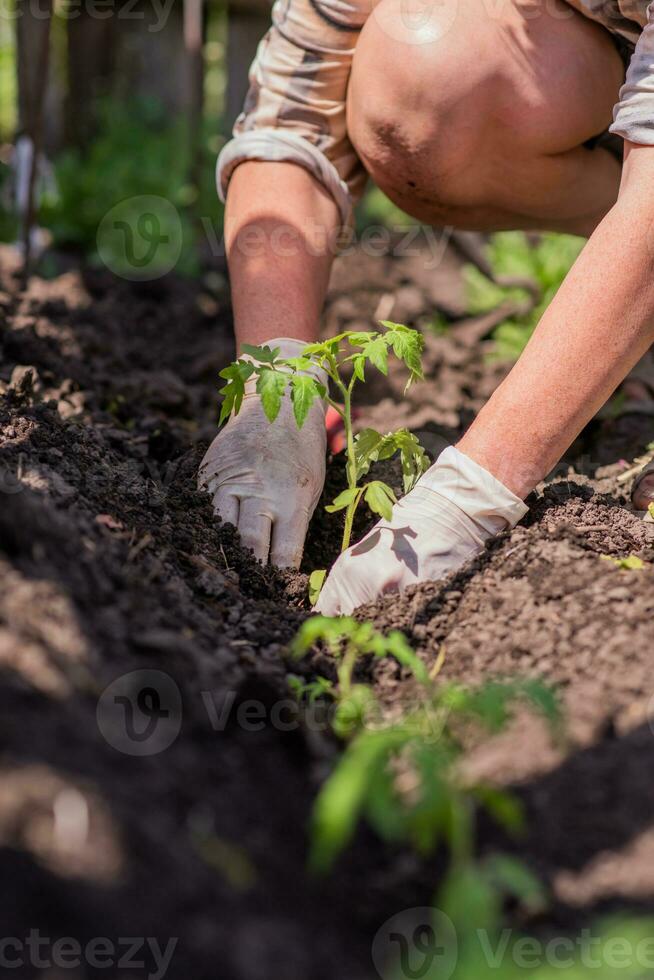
left=200, top=0, right=371, bottom=566
left=318, top=141, right=654, bottom=613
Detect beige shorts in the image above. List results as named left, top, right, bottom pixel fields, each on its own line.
left=218, top=0, right=654, bottom=223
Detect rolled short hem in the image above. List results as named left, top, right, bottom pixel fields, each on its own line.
left=216, top=129, right=353, bottom=225
left=609, top=117, right=654, bottom=144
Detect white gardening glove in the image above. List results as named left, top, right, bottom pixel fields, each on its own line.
left=199, top=338, right=327, bottom=568
left=315, top=446, right=527, bottom=615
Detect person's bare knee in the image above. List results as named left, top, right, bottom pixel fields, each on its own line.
left=347, top=0, right=493, bottom=217
left=347, top=0, right=624, bottom=230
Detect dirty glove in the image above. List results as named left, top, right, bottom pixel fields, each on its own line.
left=199, top=338, right=327, bottom=568
left=315, top=446, right=527, bottom=615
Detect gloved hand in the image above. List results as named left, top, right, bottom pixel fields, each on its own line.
left=199, top=338, right=327, bottom=568
left=315, top=446, right=527, bottom=615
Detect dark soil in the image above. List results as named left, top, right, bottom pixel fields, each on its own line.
left=1, top=242, right=654, bottom=979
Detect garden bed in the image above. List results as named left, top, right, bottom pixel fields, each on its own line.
left=1, top=243, right=654, bottom=978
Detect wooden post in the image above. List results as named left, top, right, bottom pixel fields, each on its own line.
left=184, top=0, right=205, bottom=193
left=65, top=14, right=117, bottom=148
left=15, top=0, right=53, bottom=282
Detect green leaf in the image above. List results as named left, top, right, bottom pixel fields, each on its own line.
left=310, top=727, right=410, bottom=872
left=361, top=337, right=389, bottom=375
left=483, top=853, right=548, bottom=914
left=380, top=321, right=425, bottom=381
left=290, top=375, right=321, bottom=429
left=256, top=368, right=289, bottom=422
left=218, top=360, right=255, bottom=424
left=364, top=763, right=409, bottom=842
left=290, top=615, right=358, bottom=658
left=353, top=428, right=384, bottom=480
left=287, top=673, right=334, bottom=704
left=351, top=354, right=366, bottom=382
left=325, top=487, right=361, bottom=513
left=364, top=481, right=397, bottom=521
left=353, top=428, right=429, bottom=491
left=601, top=554, right=646, bottom=570
left=345, top=331, right=376, bottom=347
left=333, top=684, right=377, bottom=739
left=308, top=569, right=327, bottom=606
left=474, top=786, right=525, bottom=835
left=301, top=336, right=347, bottom=362
left=394, top=429, right=430, bottom=493
left=405, top=743, right=450, bottom=854
left=383, top=631, right=430, bottom=686
left=240, top=343, right=280, bottom=363
left=439, top=862, right=501, bottom=936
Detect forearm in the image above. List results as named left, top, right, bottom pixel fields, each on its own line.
left=224, top=161, right=341, bottom=350
left=458, top=143, right=654, bottom=499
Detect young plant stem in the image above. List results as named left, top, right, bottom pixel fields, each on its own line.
left=336, top=642, right=358, bottom=697
left=341, top=487, right=364, bottom=554
left=339, top=375, right=360, bottom=553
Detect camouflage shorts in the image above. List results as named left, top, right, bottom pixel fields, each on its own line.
left=217, top=0, right=654, bottom=223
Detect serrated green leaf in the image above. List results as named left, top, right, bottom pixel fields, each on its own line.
left=361, top=337, right=389, bottom=375
left=395, top=429, right=431, bottom=492
left=346, top=331, right=376, bottom=347
left=353, top=428, right=383, bottom=480
left=325, top=487, right=361, bottom=513
left=240, top=343, right=280, bottom=363
left=283, top=356, right=316, bottom=373
left=364, top=481, right=397, bottom=521
left=301, top=336, right=346, bottom=361
left=351, top=354, right=366, bottom=382
left=218, top=360, right=254, bottom=423
left=380, top=321, right=425, bottom=380
left=290, top=374, right=321, bottom=428
left=309, top=568, right=327, bottom=606
left=256, top=368, right=288, bottom=422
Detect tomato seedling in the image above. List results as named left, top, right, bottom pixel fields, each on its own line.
left=218, top=323, right=430, bottom=600
left=290, top=615, right=430, bottom=738
left=309, top=675, right=560, bottom=872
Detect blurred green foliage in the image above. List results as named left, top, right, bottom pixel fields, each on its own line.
left=38, top=98, right=224, bottom=276
left=356, top=184, right=414, bottom=231
left=465, top=231, right=584, bottom=360
left=406, top=911, right=654, bottom=979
